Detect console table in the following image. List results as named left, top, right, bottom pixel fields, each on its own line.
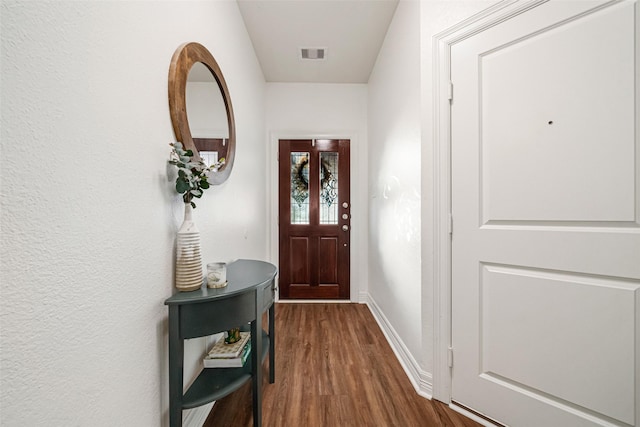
left=165, top=259, right=277, bottom=427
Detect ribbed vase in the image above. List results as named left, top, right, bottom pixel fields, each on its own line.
left=175, top=203, right=203, bottom=292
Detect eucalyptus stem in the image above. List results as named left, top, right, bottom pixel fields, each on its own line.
left=168, top=142, right=223, bottom=209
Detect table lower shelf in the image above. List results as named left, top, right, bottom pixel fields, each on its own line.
left=182, top=330, right=270, bottom=409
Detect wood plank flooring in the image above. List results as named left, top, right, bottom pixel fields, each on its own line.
left=204, top=303, right=481, bottom=427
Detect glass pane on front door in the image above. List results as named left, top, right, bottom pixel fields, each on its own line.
left=319, top=152, right=338, bottom=224
left=290, top=152, right=309, bottom=224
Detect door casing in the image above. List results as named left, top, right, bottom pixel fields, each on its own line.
left=431, top=0, right=535, bottom=404
left=267, top=132, right=365, bottom=303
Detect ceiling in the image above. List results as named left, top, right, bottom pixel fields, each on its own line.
left=236, top=0, right=399, bottom=84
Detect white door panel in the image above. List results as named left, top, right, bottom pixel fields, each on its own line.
left=451, top=1, right=639, bottom=426
left=481, top=264, right=637, bottom=424
left=480, top=1, right=635, bottom=223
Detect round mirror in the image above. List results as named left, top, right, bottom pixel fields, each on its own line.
left=168, top=42, right=236, bottom=184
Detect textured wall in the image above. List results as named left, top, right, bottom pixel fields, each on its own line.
left=0, top=1, right=265, bottom=425
left=367, top=0, right=423, bottom=363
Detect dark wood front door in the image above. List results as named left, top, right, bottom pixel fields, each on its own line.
left=278, top=139, right=350, bottom=299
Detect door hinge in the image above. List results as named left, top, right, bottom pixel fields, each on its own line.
left=448, top=347, right=454, bottom=368
left=448, top=81, right=454, bottom=102
left=448, top=213, right=453, bottom=235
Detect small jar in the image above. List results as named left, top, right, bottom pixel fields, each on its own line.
left=206, top=262, right=227, bottom=288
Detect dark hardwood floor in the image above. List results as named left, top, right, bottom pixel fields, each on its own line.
left=204, top=303, right=480, bottom=427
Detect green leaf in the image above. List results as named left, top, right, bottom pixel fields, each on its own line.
left=178, top=168, right=193, bottom=177
left=200, top=181, right=210, bottom=189
left=184, top=149, right=193, bottom=156
left=176, top=179, right=190, bottom=194
left=190, top=201, right=196, bottom=209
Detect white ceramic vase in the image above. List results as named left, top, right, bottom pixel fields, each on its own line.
left=175, top=203, right=203, bottom=292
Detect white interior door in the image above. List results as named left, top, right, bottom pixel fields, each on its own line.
left=450, top=1, right=639, bottom=426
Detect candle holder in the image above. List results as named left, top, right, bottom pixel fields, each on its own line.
left=207, top=262, right=227, bottom=288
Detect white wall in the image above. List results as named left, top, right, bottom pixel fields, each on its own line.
left=265, top=83, right=368, bottom=301
left=0, top=1, right=265, bottom=425
left=368, top=0, right=498, bottom=397
left=367, top=0, right=422, bottom=372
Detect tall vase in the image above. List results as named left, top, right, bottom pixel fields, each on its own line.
left=175, top=203, right=203, bottom=292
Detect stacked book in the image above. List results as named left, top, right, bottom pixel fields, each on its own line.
left=204, top=332, right=251, bottom=368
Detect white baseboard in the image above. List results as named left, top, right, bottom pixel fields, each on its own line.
left=364, top=293, right=433, bottom=399
left=183, top=402, right=214, bottom=427
left=358, top=290, right=368, bottom=303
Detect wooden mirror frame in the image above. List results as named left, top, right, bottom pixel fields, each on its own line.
left=168, top=42, right=236, bottom=185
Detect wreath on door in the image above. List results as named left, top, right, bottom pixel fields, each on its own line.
left=291, top=155, right=337, bottom=207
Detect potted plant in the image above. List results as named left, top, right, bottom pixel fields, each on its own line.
left=168, top=142, right=224, bottom=208
left=168, top=142, right=224, bottom=291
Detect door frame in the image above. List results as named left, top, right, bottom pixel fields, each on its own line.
left=431, top=0, right=564, bottom=408
left=267, top=131, right=365, bottom=303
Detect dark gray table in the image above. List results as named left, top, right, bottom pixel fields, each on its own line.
left=165, top=259, right=277, bottom=427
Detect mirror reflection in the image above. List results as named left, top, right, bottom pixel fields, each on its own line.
left=186, top=62, right=229, bottom=169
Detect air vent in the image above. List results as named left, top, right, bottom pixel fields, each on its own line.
left=300, top=48, right=326, bottom=60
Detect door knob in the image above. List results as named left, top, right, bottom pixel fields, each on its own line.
left=342, top=202, right=349, bottom=208
left=342, top=225, right=349, bottom=231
